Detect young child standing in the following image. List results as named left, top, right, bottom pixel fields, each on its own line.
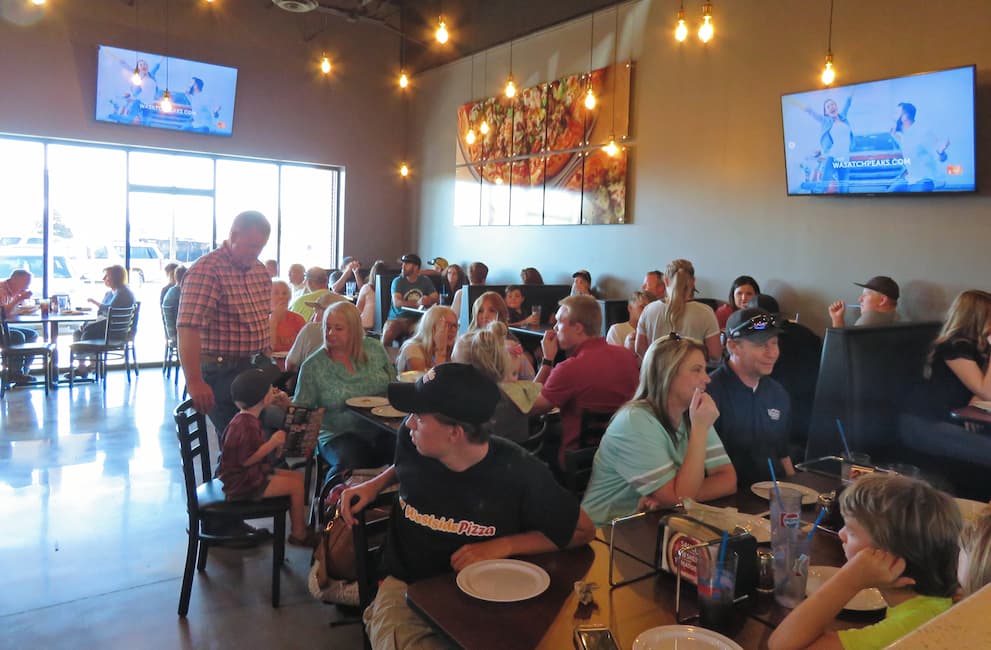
left=218, top=367, right=315, bottom=547
left=769, top=474, right=961, bottom=650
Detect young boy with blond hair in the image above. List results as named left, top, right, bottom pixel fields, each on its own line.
left=769, top=474, right=961, bottom=650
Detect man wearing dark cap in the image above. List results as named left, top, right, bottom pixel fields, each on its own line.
left=571, top=269, right=593, bottom=296
left=828, top=275, right=902, bottom=327
left=382, top=253, right=439, bottom=348
left=341, top=363, right=594, bottom=648
left=707, top=307, right=795, bottom=487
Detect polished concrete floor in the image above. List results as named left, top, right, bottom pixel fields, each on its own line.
left=0, top=370, right=362, bottom=649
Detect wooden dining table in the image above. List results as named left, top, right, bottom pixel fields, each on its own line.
left=405, top=470, right=879, bottom=649
left=7, top=309, right=96, bottom=342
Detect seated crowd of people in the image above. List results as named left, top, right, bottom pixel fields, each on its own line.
left=165, top=215, right=990, bottom=650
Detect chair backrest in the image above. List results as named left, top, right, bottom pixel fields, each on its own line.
left=578, top=409, right=614, bottom=448
left=127, top=302, right=141, bottom=343
left=458, top=284, right=572, bottom=334
left=374, top=268, right=402, bottom=332
left=103, top=305, right=137, bottom=345
left=597, top=300, right=630, bottom=337
left=162, top=301, right=179, bottom=340
left=804, top=321, right=941, bottom=461
left=563, top=409, right=616, bottom=495
left=352, top=492, right=396, bottom=614
left=174, top=399, right=211, bottom=516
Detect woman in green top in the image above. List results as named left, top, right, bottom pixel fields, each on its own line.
left=293, top=301, right=395, bottom=477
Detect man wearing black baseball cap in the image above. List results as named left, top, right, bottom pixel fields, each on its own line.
left=707, top=307, right=795, bottom=487
left=341, top=363, right=594, bottom=648
left=828, top=275, right=902, bottom=327
left=382, top=252, right=439, bottom=347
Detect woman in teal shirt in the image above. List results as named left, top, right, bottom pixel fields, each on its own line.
left=293, top=301, right=395, bottom=477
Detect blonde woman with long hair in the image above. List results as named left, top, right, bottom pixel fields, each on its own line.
left=636, top=259, right=721, bottom=361
left=292, top=301, right=395, bottom=477
left=582, top=334, right=736, bottom=527
left=468, top=291, right=535, bottom=380
left=396, top=305, right=459, bottom=373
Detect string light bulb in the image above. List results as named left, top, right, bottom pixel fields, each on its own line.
left=435, top=17, right=449, bottom=44
left=584, top=86, right=596, bottom=110
left=32, top=0, right=46, bottom=5
left=504, top=77, right=516, bottom=98
left=479, top=120, right=489, bottom=135
left=131, top=64, right=142, bottom=86
left=698, top=2, right=714, bottom=44
left=320, top=54, right=331, bottom=75
left=399, top=70, right=409, bottom=89
left=675, top=4, right=688, bottom=42
left=399, top=162, right=410, bottom=177
left=821, top=52, right=836, bottom=86
left=603, top=137, right=619, bottom=157
left=160, top=89, right=173, bottom=113
left=465, top=128, right=476, bottom=145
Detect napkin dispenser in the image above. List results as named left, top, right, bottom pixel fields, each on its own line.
left=657, top=514, right=757, bottom=599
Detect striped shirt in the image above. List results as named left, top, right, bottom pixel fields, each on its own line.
left=177, top=243, right=270, bottom=357
left=581, top=404, right=732, bottom=527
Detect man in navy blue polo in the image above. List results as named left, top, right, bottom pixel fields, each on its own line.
left=707, top=307, right=795, bottom=487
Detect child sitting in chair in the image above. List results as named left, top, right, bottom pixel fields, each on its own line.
left=769, top=473, right=961, bottom=650
left=218, top=366, right=315, bottom=547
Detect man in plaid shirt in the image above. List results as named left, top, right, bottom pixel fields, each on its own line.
left=178, top=211, right=275, bottom=437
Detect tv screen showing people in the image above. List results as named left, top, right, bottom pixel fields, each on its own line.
left=95, top=45, right=238, bottom=137
left=781, top=65, right=976, bottom=195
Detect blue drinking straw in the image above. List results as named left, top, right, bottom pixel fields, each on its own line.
left=806, top=507, right=829, bottom=544
left=716, top=530, right=728, bottom=586
left=835, top=418, right=853, bottom=461
left=767, top=458, right=784, bottom=510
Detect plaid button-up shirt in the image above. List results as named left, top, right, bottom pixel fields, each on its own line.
left=177, top=243, right=270, bottom=357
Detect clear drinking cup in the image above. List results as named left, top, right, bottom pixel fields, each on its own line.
left=531, top=305, right=542, bottom=326
left=697, top=547, right=738, bottom=632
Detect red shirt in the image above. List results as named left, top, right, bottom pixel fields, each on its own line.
left=540, top=337, right=640, bottom=466
left=217, top=412, right=271, bottom=498
left=177, top=243, right=271, bottom=357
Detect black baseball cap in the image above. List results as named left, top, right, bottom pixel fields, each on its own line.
left=399, top=253, right=422, bottom=267
left=726, top=307, right=781, bottom=343
left=572, top=270, right=592, bottom=284
left=854, top=276, right=899, bottom=301
left=388, top=363, right=500, bottom=425
left=230, top=365, right=281, bottom=407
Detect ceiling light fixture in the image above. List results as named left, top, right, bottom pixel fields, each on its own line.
left=504, top=39, right=516, bottom=98
left=435, top=17, right=449, bottom=44
left=698, top=1, right=714, bottom=44
left=479, top=50, right=490, bottom=135
left=603, top=6, right=621, bottom=157
left=131, top=1, right=141, bottom=86
left=399, top=162, right=410, bottom=177
left=160, top=0, right=174, bottom=113
left=584, top=14, right=596, bottom=110
left=821, top=0, right=836, bottom=86
left=465, top=54, right=477, bottom=145
left=398, top=8, right=409, bottom=89
left=320, top=53, right=332, bottom=74
left=674, top=2, right=688, bottom=42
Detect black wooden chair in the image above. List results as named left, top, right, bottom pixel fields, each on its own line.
left=161, top=302, right=180, bottom=386
left=351, top=491, right=396, bottom=650
left=173, top=399, right=291, bottom=617
left=562, top=409, right=615, bottom=496
left=124, top=301, right=141, bottom=375
left=0, top=312, right=57, bottom=398
left=68, top=304, right=137, bottom=388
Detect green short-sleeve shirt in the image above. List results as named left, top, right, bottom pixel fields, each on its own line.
left=837, top=595, right=951, bottom=650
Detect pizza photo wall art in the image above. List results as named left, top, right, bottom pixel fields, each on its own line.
left=455, top=62, right=632, bottom=226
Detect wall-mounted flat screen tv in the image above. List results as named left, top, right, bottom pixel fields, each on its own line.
left=781, top=65, right=976, bottom=195
left=95, top=45, right=238, bottom=136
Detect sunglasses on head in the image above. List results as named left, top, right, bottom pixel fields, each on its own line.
left=728, top=314, right=776, bottom=339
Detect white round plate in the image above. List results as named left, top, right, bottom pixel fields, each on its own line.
left=806, top=565, right=887, bottom=611
left=371, top=405, right=407, bottom=419
left=751, top=481, right=820, bottom=505
left=633, top=625, right=743, bottom=650
left=456, top=559, right=550, bottom=603
left=345, top=396, right=390, bottom=408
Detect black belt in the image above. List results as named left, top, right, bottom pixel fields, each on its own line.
left=201, top=352, right=264, bottom=369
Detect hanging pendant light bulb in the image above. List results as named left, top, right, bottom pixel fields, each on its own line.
left=399, top=70, right=409, bottom=89
left=821, top=52, right=836, bottom=86
left=504, top=77, right=516, bottom=98
left=131, top=64, right=142, bottom=86
left=435, top=17, right=449, bottom=44
left=698, top=2, right=714, bottom=44
left=479, top=120, right=489, bottom=135
left=465, top=128, right=476, bottom=145
left=399, top=162, right=410, bottom=177
left=584, top=86, right=596, bottom=110
left=675, top=3, right=688, bottom=42
left=160, top=89, right=174, bottom=113
left=603, top=137, right=619, bottom=157
left=320, top=54, right=332, bottom=75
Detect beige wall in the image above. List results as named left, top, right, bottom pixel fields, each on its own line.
left=409, top=0, right=991, bottom=333
left=0, top=0, right=408, bottom=265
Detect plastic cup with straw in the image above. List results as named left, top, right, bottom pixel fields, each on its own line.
left=767, top=458, right=785, bottom=511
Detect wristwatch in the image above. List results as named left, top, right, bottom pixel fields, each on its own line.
left=540, top=358, right=554, bottom=368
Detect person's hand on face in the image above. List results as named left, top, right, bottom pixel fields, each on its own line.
left=540, top=329, right=559, bottom=361
left=842, top=547, right=916, bottom=592
left=688, top=387, right=719, bottom=432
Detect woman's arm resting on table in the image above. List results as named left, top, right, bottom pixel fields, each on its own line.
left=946, top=357, right=991, bottom=402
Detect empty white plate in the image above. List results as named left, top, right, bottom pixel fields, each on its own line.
left=806, top=566, right=887, bottom=611
left=345, top=396, right=390, bottom=408
left=751, top=481, right=820, bottom=505
left=456, top=559, right=550, bottom=603
left=371, top=405, right=407, bottom=418
left=633, top=625, right=743, bottom=650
